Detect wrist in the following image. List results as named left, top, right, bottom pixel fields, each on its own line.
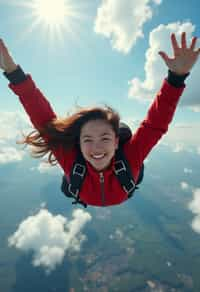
left=5, top=63, right=18, bottom=74
left=167, top=70, right=190, bottom=88
left=3, top=65, right=27, bottom=84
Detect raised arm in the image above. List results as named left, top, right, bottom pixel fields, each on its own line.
left=0, top=38, right=56, bottom=131
left=125, top=32, right=200, bottom=168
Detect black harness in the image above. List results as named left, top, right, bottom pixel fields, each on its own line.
left=61, top=123, right=144, bottom=208
left=61, top=147, right=144, bottom=208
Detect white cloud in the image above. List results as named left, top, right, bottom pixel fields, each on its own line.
left=188, top=188, right=200, bottom=234
left=160, top=122, right=200, bottom=149
left=0, top=146, right=25, bottom=164
left=94, top=0, right=162, bottom=53
left=0, top=111, right=61, bottom=170
left=172, top=143, right=184, bottom=153
left=115, top=228, right=123, bottom=239
left=0, top=111, right=31, bottom=164
left=180, top=181, right=189, bottom=191
left=184, top=168, right=192, bottom=174
left=128, top=22, right=200, bottom=110
left=8, top=208, right=92, bottom=273
left=0, top=111, right=30, bottom=140
left=124, top=117, right=200, bottom=149
left=30, top=160, right=61, bottom=175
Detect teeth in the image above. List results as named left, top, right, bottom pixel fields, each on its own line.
left=92, top=154, right=105, bottom=159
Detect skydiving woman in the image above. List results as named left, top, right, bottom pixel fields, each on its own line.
left=0, top=32, right=199, bottom=207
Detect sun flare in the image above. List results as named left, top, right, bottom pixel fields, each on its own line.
left=12, top=0, right=85, bottom=45
left=33, top=0, right=70, bottom=26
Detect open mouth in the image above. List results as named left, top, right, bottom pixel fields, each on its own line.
left=91, top=153, right=106, bottom=160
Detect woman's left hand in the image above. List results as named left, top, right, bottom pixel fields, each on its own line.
left=159, top=32, right=200, bottom=75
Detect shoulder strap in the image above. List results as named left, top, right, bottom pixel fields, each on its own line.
left=61, top=150, right=88, bottom=208
left=114, top=147, right=139, bottom=198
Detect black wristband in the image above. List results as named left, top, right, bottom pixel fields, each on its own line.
left=3, top=65, right=27, bottom=85
left=167, top=70, right=190, bottom=88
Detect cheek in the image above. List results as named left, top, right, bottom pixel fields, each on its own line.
left=80, top=143, right=91, bottom=157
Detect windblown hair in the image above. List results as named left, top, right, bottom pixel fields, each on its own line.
left=17, top=106, right=120, bottom=166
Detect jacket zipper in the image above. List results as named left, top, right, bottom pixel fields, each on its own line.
left=99, top=172, right=105, bottom=206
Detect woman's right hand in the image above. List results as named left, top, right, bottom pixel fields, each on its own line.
left=0, top=39, right=17, bottom=73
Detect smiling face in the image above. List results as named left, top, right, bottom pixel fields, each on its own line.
left=80, top=119, right=119, bottom=172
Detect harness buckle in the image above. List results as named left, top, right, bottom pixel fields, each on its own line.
left=73, top=163, right=86, bottom=177
left=123, top=179, right=136, bottom=194
left=114, top=160, right=126, bottom=175
left=68, top=183, right=79, bottom=198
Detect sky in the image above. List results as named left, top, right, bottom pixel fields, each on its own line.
left=0, top=0, right=200, bottom=149
left=0, top=0, right=200, bottom=275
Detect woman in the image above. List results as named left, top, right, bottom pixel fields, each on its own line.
left=0, top=32, right=199, bottom=207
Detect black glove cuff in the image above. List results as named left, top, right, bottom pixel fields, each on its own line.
left=3, top=65, right=27, bottom=85
left=167, top=70, right=190, bottom=88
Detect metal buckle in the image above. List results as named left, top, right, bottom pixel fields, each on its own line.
left=73, top=163, right=86, bottom=177
left=114, top=160, right=126, bottom=175
left=123, top=179, right=136, bottom=194
left=68, top=183, right=79, bottom=198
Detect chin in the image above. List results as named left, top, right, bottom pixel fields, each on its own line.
left=93, top=162, right=111, bottom=172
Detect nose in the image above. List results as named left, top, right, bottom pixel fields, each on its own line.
left=92, top=141, right=104, bottom=152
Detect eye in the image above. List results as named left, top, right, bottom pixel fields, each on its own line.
left=83, top=139, right=92, bottom=143
left=102, top=137, right=110, bottom=141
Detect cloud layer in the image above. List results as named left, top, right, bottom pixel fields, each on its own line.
left=94, top=0, right=162, bottom=53
left=8, top=208, right=92, bottom=273
left=188, top=188, right=200, bottom=234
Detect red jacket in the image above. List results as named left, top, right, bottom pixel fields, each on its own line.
left=9, top=76, right=185, bottom=207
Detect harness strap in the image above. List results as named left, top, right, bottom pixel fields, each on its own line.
left=114, top=145, right=138, bottom=198
left=61, top=150, right=87, bottom=208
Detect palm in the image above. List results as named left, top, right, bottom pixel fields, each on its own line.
left=159, top=32, right=200, bottom=75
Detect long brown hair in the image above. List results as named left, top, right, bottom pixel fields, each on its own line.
left=17, top=105, right=120, bottom=166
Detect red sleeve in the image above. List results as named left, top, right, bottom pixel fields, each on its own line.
left=124, top=79, right=185, bottom=168
left=9, top=75, right=57, bottom=130
left=9, top=75, right=76, bottom=174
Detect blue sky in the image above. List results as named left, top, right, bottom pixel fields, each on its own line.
left=0, top=0, right=199, bottom=123
left=0, top=0, right=200, bottom=148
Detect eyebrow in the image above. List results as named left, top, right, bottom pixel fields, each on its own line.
left=81, top=132, right=112, bottom=138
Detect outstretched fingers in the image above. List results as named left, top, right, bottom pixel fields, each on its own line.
left=171, top=33, right=180, bottom=54
left=158, top=51, right=171, bottom=63
left=190, top=36, right=198, bottom=50
left=181, top=32, right=187, bottom=49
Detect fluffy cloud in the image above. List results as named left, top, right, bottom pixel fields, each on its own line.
left=128, top=22, right=200, bottom=110
left=124, top=117, right=200, bottom=149
left=160, top=123, right=200, bottom=150
left=8, top=208, right=92, bottom=273
left=0, top=111, right=30, bottom=140
left=184, top=168, right=192, bottom=174
left=188, top=188, right=200, bottom=234
left=30, top=160, right=61, bottom=175
left=0, top=146, right=24, bottom=164
left=180, top=182, right=189, bottom=191
left=94, top=0, right=162, bottom=53
left=0, top=111, right=31, bottom=164
left=0, top=111, right=59, bottom=172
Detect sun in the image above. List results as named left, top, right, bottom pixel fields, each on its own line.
left=33, top=0, right=71, bottom=27
left=11, top=0, right=86, bottom=45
